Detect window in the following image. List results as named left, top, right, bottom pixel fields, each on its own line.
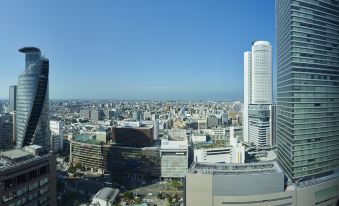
left=39, top=177, right=48, bottom=186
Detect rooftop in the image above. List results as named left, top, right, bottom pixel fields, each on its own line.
left=94, top=187, right=119, bottom=201
left=189, top=161, right=282, bottom=175
left=0, top=148, right=52, bottom=173
left=19, top=47, right=41, bottom=53
left=2, top=149, right=30, bottom=160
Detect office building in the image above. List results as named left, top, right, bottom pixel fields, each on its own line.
left=0, top=114, right=13, bottom=149
left=91, top=110, right=103, bottom=122
left=270, top=104, right=277, bottom=146
left=248, top=104, right=271, bottom=147
left=207, top=115, right=218, bottom=128
left=16, top=47, right=50, bottom=149
left=251, top=41, right=273, bottom=104
left=0, top=147, right=56, bottom=206
left=243, top=51, right=252, bottom=143
left=160, top=138, right=188, bottom=178
left=50, top=120, right=64, bottom=152
left=194, top=147, right=232, bottom=163
left=79, top=109, right=91, bottom=119
left=111, top=125, right=154, bottom=147
left=103, top=109, right=113, bottom=120
left=70, top=134, right=160, bottom=176
left=243, top=41, right=273, bottom=146
left=8, top=85, right=17, bottom=113
left=276, top=0, right=339, bottom=181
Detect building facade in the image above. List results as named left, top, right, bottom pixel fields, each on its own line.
left=8, top=85, right=17, bottom=113
left=160, top=139, right=188, bottom=178
left=185, top=162, right=339, bottom=206
left=70, top=136, right=160, bottom=177
left=16, top=47, right=50, bottom=149
left=0, top=149, right=56, bottom=206
left=0, top=114, right=13, bottom=149
left=276, top=0, right=339, bottom=181
left=243, top=42, right=273, bottom=147
left=111, top=126, right=154, bottom=147
left=50, top=121, right=64, bottom=152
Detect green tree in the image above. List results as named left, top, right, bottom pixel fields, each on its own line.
left=68, top=166, right=77, bottom=174
left=122, top=191, right=133, bottom=200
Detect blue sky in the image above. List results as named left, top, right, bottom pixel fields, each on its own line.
left=0, top=0, right=275, bottom=100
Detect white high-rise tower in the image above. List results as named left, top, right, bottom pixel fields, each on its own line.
left=251, top=41, right=272, bottom=104
left=243, top=41, right=273, bottom=147
left=243, top=51, right=252, bottom=143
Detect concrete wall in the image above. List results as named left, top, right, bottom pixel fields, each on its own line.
left=186, top=173, right=213, bottom=206
left=212, top=173, right=284, bottom=196
left=186, top=172, right=339, bottom=206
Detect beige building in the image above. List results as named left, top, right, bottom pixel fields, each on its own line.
left=186, top=162, right=339, bottom=206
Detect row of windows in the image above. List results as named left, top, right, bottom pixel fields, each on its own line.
left=2, top=165, right=49, bottom=189
left=2, top=178, right=49, bottom=203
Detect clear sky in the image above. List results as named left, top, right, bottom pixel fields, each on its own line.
left=0, top=0, right=275, bottom=100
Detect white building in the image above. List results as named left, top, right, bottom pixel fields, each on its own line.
left=91, top=187, right=119, bottom=206
left=160, top=139, right=188, bottom=178
left=243, top=41, right=273, bottom=147
left=194, top=147, right=232, bottom=163
left=251, top=41, right=272, bottom=104
left=243, top=51, right=252, bottom=143
left=229, top=127, right=245, bottom=163
left=191, top=134, right=207, bottom=143
left=50, top=120, right=64, bottom=152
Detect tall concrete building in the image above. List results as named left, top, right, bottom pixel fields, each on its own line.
left=243, top=41, right=273, bottom=146
left=50, top=120, right=64, bottom=152
left=8, top=85, right=17, bottom=113
left=0, top=147, right=56, bottom=206
left=251, top=41, right=273, bottom=105
left=276, top=0, right=339, bottom=182
left=243, top=51, right=252, bottom=142
left=0, top=114, right=13, bottom=149
left=16, top=47, right=50, bottom=150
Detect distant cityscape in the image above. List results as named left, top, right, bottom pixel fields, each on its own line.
left=0, top=0, right=339, bottom=206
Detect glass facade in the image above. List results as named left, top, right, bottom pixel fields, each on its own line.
left=16, top=47, right=50, bottom=149
left=276, top=0, right=339, bottom=181
left=248, top=104, right=271, bottom=147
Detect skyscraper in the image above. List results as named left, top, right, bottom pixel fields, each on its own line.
left=8, top=85, right=17, bottom=113
left=251, top=41, right=273, bottom=105
left=243, top=51, right=252, bottom=143
left=243, top=41, right=273, bottom=146
left=16, top=47, right=50, bottom=150
left=276, top=0, right=339, bottom=182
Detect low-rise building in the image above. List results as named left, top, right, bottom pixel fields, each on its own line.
left=186, top=161, right=339, bottom=206
left=91, top=187, right=119, bottom=206
left=160, top=138, right=188, bottom=179
left=111, top=125, right=154, bottom=147
left=194, top=147, right=232, bottom=163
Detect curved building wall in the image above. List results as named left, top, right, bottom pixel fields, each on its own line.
left=251, top=41, right=272, bottom=105
left=16, top=48, right=50, bottom=149
left=186, top=172, right=339, bottom=206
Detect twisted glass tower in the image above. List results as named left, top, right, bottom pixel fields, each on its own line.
left=276, top=0, right=339, bottom=182
left=16, top=47, right=50, bottom=149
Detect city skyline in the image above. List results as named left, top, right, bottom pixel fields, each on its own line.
left=0, top=0, right=275, bottom=100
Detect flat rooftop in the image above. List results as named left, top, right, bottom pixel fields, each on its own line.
left=189, top=161, right=282, bottom=175
left=94, top=187, right=119, bottom=201
left=1, top=149, right=30, bottom=160
left=0, top=148, right=52, bottom=173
